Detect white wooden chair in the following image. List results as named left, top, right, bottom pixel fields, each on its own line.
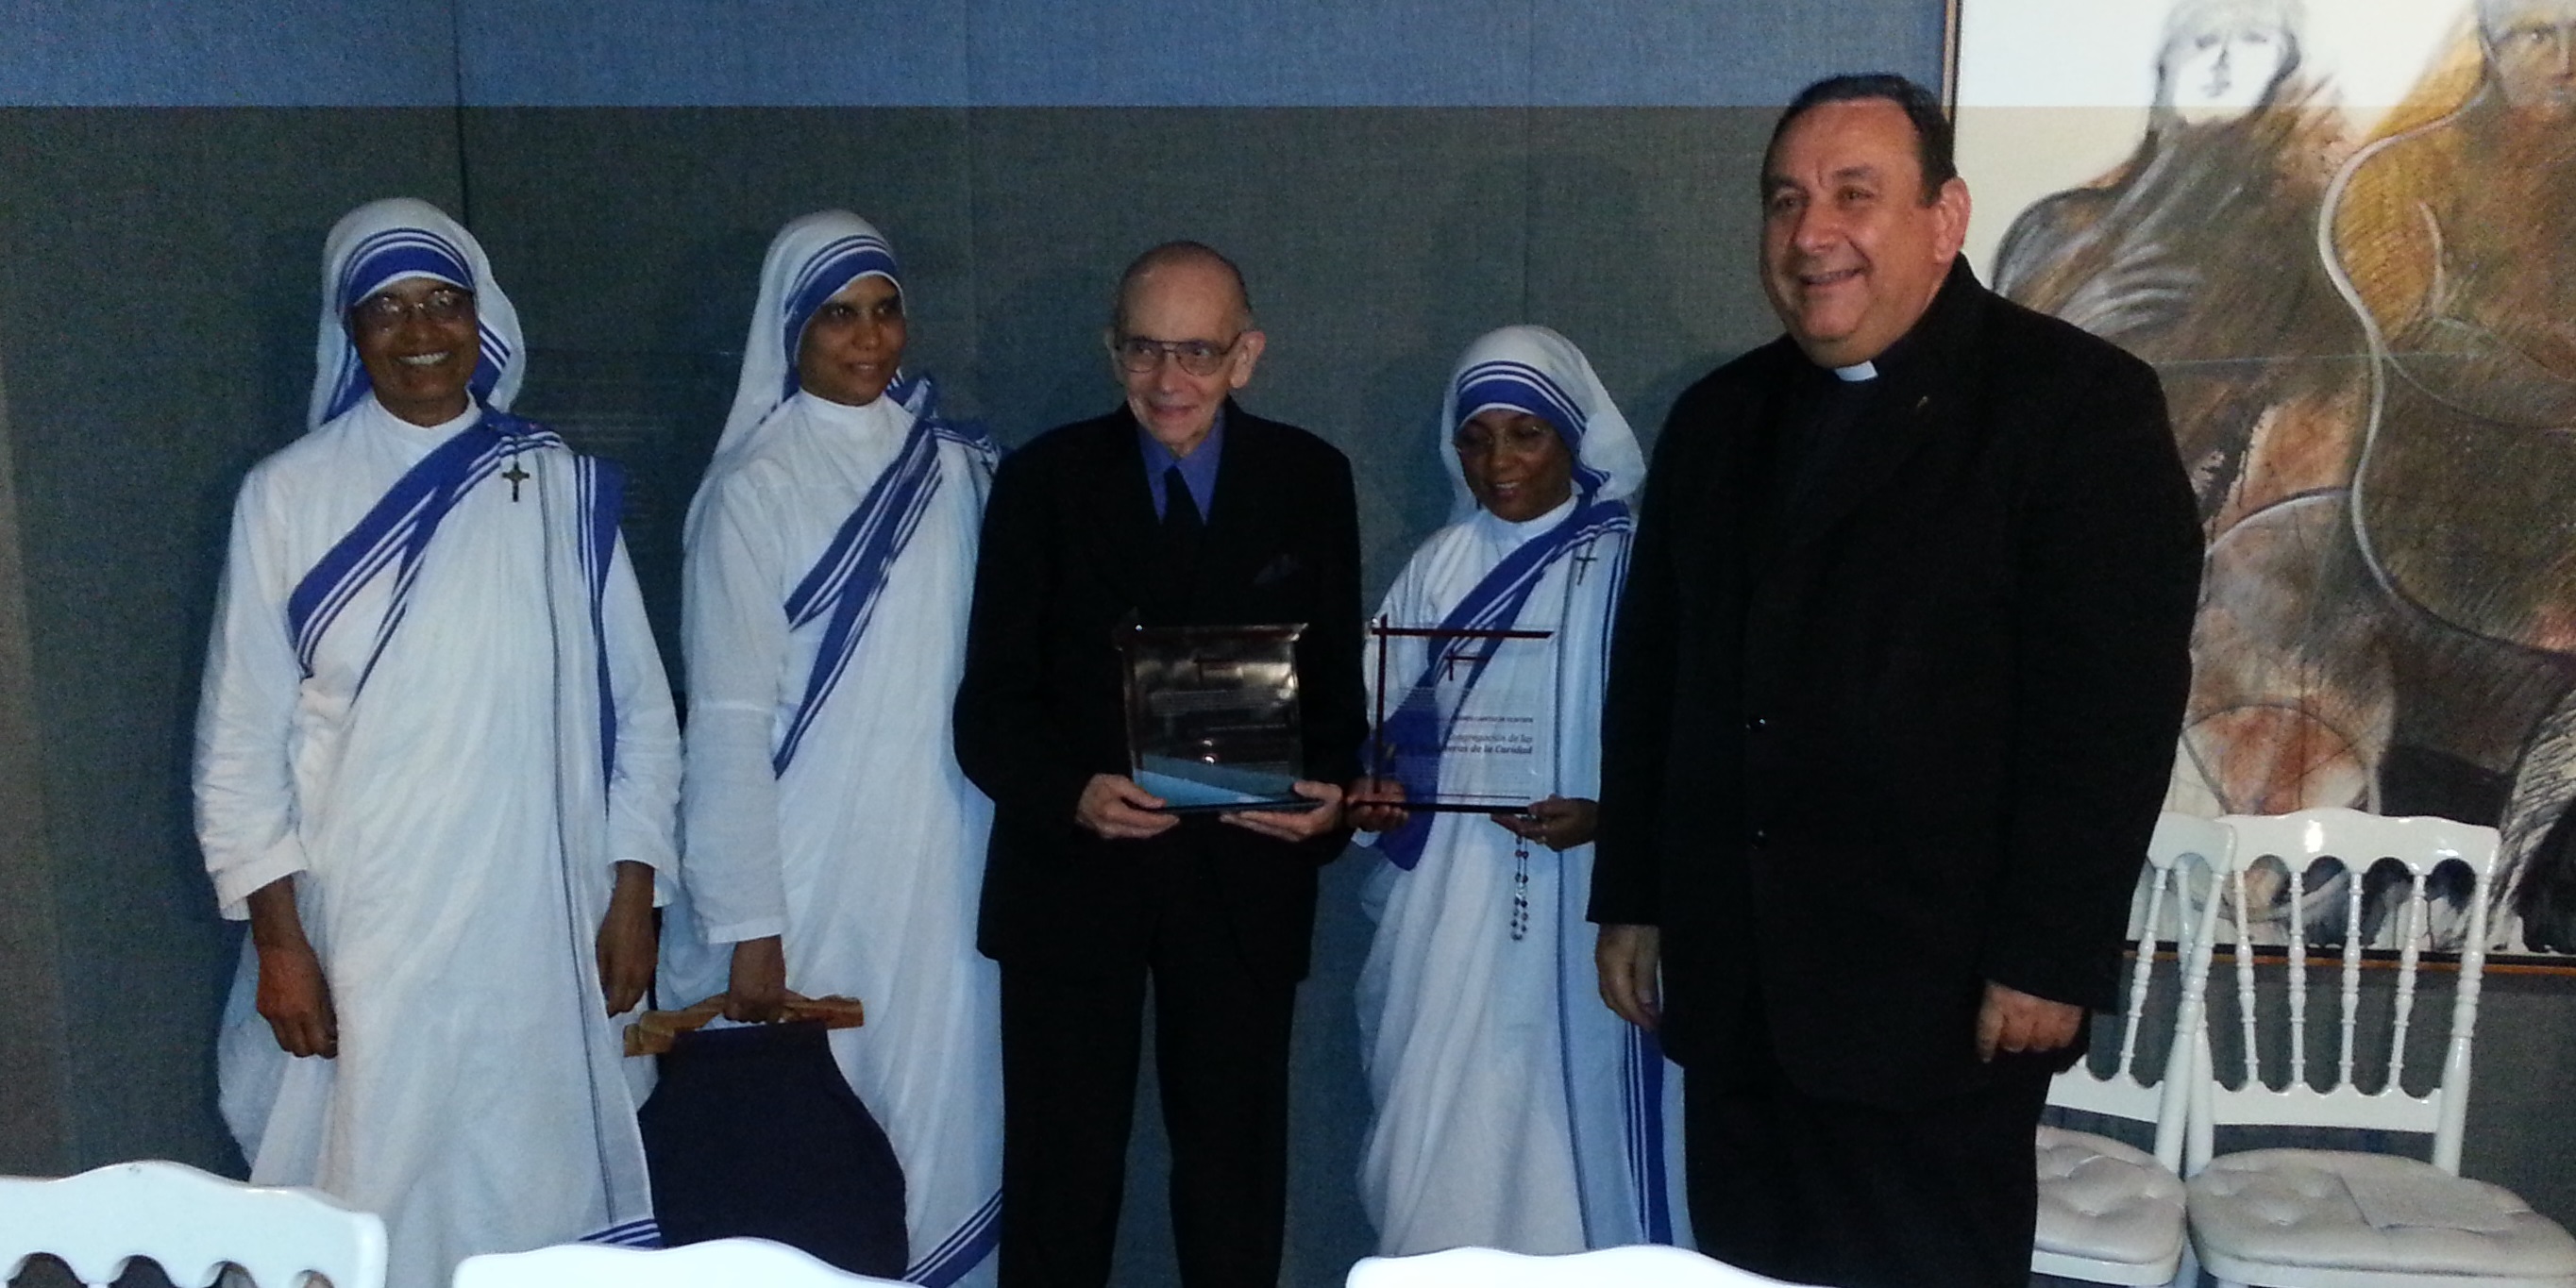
left=452, top=1236, right=909, bottom=1287
left=0, top=1159, right=385, bottom=1288
left=2033, top=811, right=2234, bottom=1287
left=1345, top=1244, right=1810, bottom=1287
left=2183, top=808, right=2576, bottom=1288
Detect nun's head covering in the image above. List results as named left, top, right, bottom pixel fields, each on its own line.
left=717, top=209, right=905, bottom=459
left=1437, top=325, right=1645, bottom=525
left=310, top=197, right=524, bottom=432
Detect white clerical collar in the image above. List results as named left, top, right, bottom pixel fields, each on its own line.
left=1833, top=360, right=1877, bottom=382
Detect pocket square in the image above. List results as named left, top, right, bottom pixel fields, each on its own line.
left=1251, top=553, right=1305, bottom=587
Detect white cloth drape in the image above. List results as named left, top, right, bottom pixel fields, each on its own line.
left=202, top=198, right=678, bottom=1288
left=199, top=400, right=681, bottom=1288
left=661, top=210, right=1002, bottom=1288
left=1355, top=326, right=1689, bottom=1256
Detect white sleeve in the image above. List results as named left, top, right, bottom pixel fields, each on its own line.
left=676, top=470, right=791, bottom=945
left=192, top=471, right=311, bottom=920
left=600, top=532, right=681, bottom=900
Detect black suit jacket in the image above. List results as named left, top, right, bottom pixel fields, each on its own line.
left=955, top=401, right=1367, bottom=984
left=1590, top=262, right=2203, bottom=1107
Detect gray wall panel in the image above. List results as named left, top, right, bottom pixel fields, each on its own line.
left=1524, top=108, right=1782, bottom=448
left=454, top=107, right=976, bottom=678
left=0, top=107, right=463, bottom=1171
left=961, top=108, right=1534, bottom=596
left=1532, top=0, right=1946, bottom=106
left=455, top=2, right=971, bottom=108
left=0, top=340, right=73, bottom=1176
left=964, top=0, right=1533, bottom=108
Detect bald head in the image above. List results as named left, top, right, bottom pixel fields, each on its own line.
left=1105, top=241, right=1266, bottom=455
left=1112, top=241, right=1254, bottom=336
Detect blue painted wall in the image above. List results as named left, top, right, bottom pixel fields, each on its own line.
left=3, top=1, right=1944, bottom=107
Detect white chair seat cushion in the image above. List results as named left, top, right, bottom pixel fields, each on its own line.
left=2034, top=1126, right=2186, bottom=1267
left=2187, top=1148, right=2576, bottom=1278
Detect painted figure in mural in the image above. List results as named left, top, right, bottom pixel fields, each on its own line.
left=1345, top=326, right=1690, bottom=1257
left=2322, top=0, right=2576, bottom=946
left=195, top=197, right=681, bottom=1288
left=1995, top=0, right=2358, bottom=527
left=659, top=210, right=1003, bottom=1284
left=1994, top=0, right=2389, bottom=836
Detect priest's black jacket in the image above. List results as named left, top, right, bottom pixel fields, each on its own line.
left=1589, top=261, right=2203, bottom=1108
left=954, top=401, right=1367, bottom=983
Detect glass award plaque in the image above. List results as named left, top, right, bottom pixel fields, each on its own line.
left=1369, top=617, right=1558, bottom=813
left=1120, top=623, right=1309, bottom=812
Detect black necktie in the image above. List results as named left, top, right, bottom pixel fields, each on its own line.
left=1161, top=464, right=1204, bottom=579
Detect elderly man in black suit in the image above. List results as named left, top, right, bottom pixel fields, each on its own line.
left=1590, top=75, right=2203, bottom=1288
left=954, top=241, right=1366, bottom=1288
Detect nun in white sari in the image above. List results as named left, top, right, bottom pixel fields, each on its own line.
left=1350, top=326, right=1692, bottom=1256
left=195, top=197, right=681, bottom=1288
left=659, top=210, right=1002, bottom=1288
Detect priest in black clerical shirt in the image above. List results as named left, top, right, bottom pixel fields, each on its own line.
left=1590, top=75, right=2202, bottom=1288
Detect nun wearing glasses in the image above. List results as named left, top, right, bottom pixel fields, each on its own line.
left=1347, top=326, right=1692, bottom=1257
left=195, top=197, right=681, bottom=1287
left=659, top=210, right=1003, bottom=1287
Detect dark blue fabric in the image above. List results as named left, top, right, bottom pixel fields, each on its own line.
left=639, top=1020, right=910, bottom=1278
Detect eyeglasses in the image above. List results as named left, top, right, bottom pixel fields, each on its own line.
left=1111, top=333, right=1242, bottom=377
left=350, top=287, right=475, bottom=334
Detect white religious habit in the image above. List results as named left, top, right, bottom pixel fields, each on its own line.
left=195, top=197, right=681, bottom=1288
left=659, top=209, right=1002, bottom=1288
left=1355, top=325, right=1692, bottom=1257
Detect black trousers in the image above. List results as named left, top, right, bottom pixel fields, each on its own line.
left=1685, top=1047, right=2054, bottom=1288
left=994, top=856, right=1298, bottom=1288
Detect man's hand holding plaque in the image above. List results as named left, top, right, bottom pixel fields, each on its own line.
left=1076, top=774, right=1182, bottom=839
left=1221, top=778, right=1345, bottom=841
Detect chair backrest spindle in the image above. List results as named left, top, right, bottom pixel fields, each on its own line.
left=2046, top=812, right=2233, bottom=1168
left=2285, top=855, right=2310, bottom=1091
left=2190, top=809, right=2500, bottom=1177
left=2336, top=863, right=2365, bottom=1088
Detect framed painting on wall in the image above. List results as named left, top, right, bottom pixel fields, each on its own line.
left=1952, top=0, right=2576, bottom=955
